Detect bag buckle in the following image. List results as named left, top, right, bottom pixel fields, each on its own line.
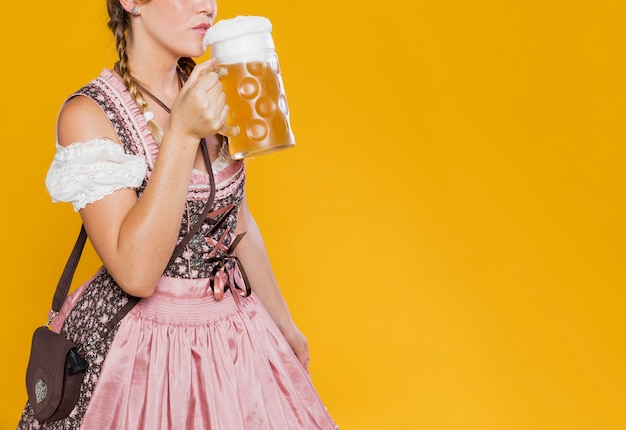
left=45, top=311, right=58, bottom=328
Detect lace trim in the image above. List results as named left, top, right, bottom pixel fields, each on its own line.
left=52, top=138, right=123, bottom=160
left=46, top=138, right=147, bottom=211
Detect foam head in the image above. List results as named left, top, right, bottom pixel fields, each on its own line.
left=204, top=16, right=275, bottom=64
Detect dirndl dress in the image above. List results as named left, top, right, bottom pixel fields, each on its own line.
left=18, top=69, right=337, bottom=430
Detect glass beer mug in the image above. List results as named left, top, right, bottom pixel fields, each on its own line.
left=203, top=16, right=296, bottom=159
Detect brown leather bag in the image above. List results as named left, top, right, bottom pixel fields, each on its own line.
left=25, top=326, right=87, bottom=422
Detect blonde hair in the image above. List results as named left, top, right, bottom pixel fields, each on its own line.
left=106, top=0, right=196, bottom=145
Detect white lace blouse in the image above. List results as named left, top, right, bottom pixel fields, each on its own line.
left=45, top=138, right=147, bottom=211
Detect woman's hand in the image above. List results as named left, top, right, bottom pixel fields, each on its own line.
left=282, top=323, right=311, bottom=372
left=169, top=60, right=228, bottom=141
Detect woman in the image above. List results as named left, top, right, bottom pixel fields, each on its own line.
left=18, top=0, right=336, bottom=428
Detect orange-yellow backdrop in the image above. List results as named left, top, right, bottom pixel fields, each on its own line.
left=1, top=0, right=625, bottom=429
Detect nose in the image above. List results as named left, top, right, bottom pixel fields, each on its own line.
left=198, top=0, right=217, bottom=21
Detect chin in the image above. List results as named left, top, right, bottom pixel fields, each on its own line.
left=174, top=43, right=205, bottom=60
left=186, top=44, right=207, bottom=59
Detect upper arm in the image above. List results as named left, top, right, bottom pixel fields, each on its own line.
left=56, top=94, right=141, bottom=267
left=57, top=95, right=120, bottom=147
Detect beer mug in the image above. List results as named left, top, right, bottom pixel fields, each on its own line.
left=204, top=16, right=296, bottom=159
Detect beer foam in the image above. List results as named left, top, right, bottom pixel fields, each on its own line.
left=204, top=16, right=275, bottom=64
left=204, top=16, right=272, bottom=46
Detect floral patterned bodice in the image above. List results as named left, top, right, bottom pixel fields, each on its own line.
left=75, top=69, right=245, bottom=279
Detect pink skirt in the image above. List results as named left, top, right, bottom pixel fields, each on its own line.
left=55, top=274, right=336, bottom=429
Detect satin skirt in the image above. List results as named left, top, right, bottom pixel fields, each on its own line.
left=62, top=276, right=336, bottom=429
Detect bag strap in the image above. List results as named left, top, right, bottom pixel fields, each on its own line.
left=51, top=225, right=88, bottom=313
left=51, top=139, right=217, bottom=330
left=170, top=138, right=217, bottom=260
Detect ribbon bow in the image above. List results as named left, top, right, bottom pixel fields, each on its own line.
left=207, top=233, right=251, bottom=301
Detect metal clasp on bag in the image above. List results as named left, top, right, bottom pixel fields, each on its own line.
left=44, top=311, right=58, bottom=328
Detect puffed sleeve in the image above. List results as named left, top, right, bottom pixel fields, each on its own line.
left=45, top=138, right=147, bottom=211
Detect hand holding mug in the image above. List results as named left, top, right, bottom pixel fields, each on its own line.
left=169, top=60, right=229, bottom=142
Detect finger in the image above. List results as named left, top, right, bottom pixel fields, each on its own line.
left=202, top=85, right=225, bottom=114
left=192, top=73, right=220, bottom=95
left=213, top=91, right=227, bottom=110
left=218, top=104, right=229, bottom=127
left=186, top=59, right=216, bottom=85
left=300, top=353, right=310, bottom=372
left=220, top=105, right=230, bottom=124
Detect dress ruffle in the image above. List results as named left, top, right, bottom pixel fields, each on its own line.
left=45, top=139, right=147, bottom=211
left=102, top=69, right=160, bottom=169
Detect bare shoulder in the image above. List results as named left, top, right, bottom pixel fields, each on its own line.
left=57, top=95, right=120, bottom=147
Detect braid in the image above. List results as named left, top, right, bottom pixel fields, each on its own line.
left=106, top=0, right=164, bottom=144
left=177, top=57, right=197, bottom=79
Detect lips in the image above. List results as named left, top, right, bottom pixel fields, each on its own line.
left=193, top=23, right=211, bottom=35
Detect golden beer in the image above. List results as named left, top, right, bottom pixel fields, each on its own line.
left=204, top=16, right=295, bottom=159
left=218, top=59, right=295, bottom=159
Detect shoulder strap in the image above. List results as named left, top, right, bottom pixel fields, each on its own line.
left=51, top=225, right=88, bottom=313
left=49, top=225, right=138, bottom=332
left=169, top=138, right=217, bottom=262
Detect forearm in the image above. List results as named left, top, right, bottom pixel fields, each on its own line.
left=83, top=131, right=199, bottom=296
left=117, top=130, right=198, bottom=255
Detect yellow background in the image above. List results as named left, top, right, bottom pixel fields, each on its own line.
left=1, top=0, right=624, bottom=428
